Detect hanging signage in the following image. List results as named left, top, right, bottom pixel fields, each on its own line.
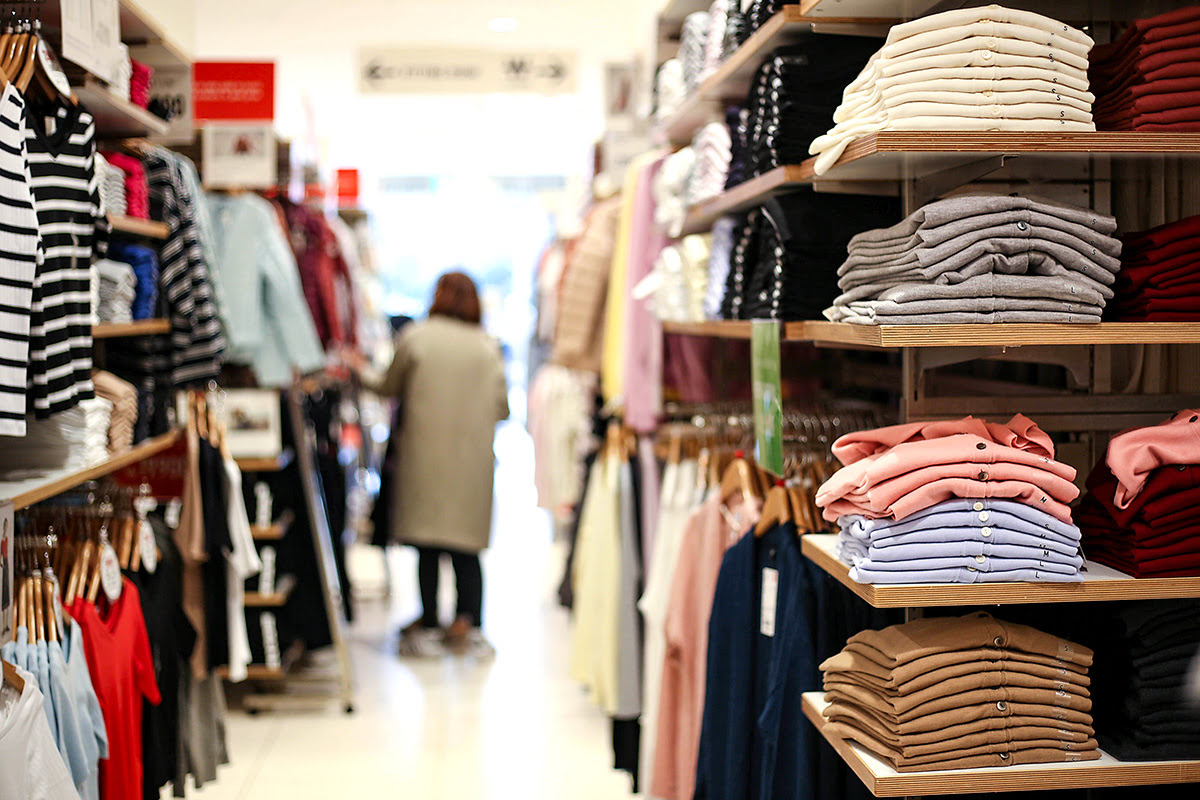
left=201, top=124, right=278, bottom=189
left=751, top=320, right=783, bottom=476
left=193, top=61, right=276, bottom=122
left=358, top=47, right=576, bottom=95
left=59, top=0, right=121, bottom=84
left=149, top=65, right=195, bottom=145
left=336, top=169, right=360, bottom=207
left=0, top=503, right=11, bottom=644
left=113, top=437, right=188, bottom=499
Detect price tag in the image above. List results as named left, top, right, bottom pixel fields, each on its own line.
left=100, top=544, right=122, bottom=602
left=140, top=521, right=158, bottom=574
left=760, top=567, right=778, bottom=638
left=38, top=40, right=73, bottom=99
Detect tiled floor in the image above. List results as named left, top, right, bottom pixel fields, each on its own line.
left=185, top=423, right=631, bottom=799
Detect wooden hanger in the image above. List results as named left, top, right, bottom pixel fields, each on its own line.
left=1, top=658, right=23, bottom=692
left=17, top=24, right=75, bottom=104
left=755, top=481, right=795, bottom=536
left=720, top=451, right=763, bottom=505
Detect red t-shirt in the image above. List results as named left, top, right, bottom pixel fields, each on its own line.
left=68, top=578, right=161, bottom=800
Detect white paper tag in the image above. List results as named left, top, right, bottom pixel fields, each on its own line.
left=761, top=567, right=778, bottom=638
left=140, top=521, right=158, bottom=574
left=100, top=544, right=122, bottom=601
left=38, top=40, right=73, bottom=99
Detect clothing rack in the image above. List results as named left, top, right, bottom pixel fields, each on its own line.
left=646, top=1, right=1200, bottom=797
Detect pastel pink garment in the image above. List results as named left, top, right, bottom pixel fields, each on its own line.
left=832, top=414, right=1056, bottom=465
left=839, top=460, right=1077, bottom=509
left=817, top=433, right=1077, bottom=507
left=624, top=157, right=670, bottom=434
left=823, top=477, right=1075, bottom=524
left=1107, top=409, right=1200, bottom=508
left=651, top=490, right=759, bottom=800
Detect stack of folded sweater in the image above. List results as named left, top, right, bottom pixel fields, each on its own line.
left=1090, top=7, right=1200, bottom=131
left=687, top=122, right=732, bottom=206
left=810, top=6, right=1096, bottom=175
left=816, top=414, right=1086, bottom=584
left=96, top=154, right=127, bottom=217
left=1077, top=409, right=1200, bottom=578
left=721, top=189, right=899, bottom=320
left=821, top=613, right=1099, bottom=771
left=0, top=398, right=112, bottom=477
left=1110, top=214, right=1200, bottom=320
left=638, top=235, right=712, bottom=324
left=1086, top=601, right=1200, bottom=760
left=101, top=152, right=149, bottom=220
left=96, top=259, right=137, bottom=323
left=825, top=194, right=1123, bottom=325
left=653, top=147, right=696, bottom=238
left=698, top=0, right=729, bottom=86
left=107, top=241, right=159, bottom=321
left=680, top=12, right=711, bottom=94
left=656, top=59, right=687, bottom=123
left=130, top=59, right=153, bottom=108
left=704, top=217, right=737, bottom=320
left=92, top=370, right=138, bottom=454
left=731, top=38, right=879, bottom=184
left=111, top=45, right=132, bottom=102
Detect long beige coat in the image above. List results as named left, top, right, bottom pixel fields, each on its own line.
left=376, top=316, right=509, bottom=552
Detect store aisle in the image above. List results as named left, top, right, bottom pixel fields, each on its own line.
left=186, top=422, right=628, bottom=799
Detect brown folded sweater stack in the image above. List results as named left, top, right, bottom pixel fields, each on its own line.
left=821, top=612, right=1100, bottom=772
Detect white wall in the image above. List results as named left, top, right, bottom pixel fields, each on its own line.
left=131, top=0, right=197, bottom=54
left=191, top=0, right=657, bottom=194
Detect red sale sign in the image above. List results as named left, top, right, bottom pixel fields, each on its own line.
left=193, top=61, right=275, bottom=122
left=336, top=169, right=360, bottom=206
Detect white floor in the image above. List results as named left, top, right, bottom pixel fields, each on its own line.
left=185, top=423, right=632, bottom=799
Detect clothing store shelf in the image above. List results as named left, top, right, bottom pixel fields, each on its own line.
left=119, top=0, right=194, bottom=68
left=797, top=0, right=938, bottom=19
left=657, top=95, right=723, bottom=146
left=802, top=693, right=1200, bottom=797
left=681, top=133, right=1200, bottom=233
left=658, top=0, right=712, bottom=34
left=786, top=321, right=1200, bottom=348
left=108, top=215, right=169, bottom=240
left=682, top=165, right=811, bottom=233
left=92, top=319, right=171, bottom=338
left=244, top=575, right=297, bottom=608
left=220, top=665, right=286, bottom=681
left=701, top=7, right=894, bottom=104
left=802, top=534, right=1200, bottom=608
left=236, top=450, right=295, bottom=473
left=251, top=511, right=294, bottom=541
left=74, top=78, right=169, bottom=139
left=1, top=430, right=182, bottom=510
left=663, top=320, right=755, bottom=338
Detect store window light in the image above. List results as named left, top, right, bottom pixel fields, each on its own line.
left=488, top=16, right=518, bottom=32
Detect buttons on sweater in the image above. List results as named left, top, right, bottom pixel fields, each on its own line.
left=979, top=511, right=990, bottom=522
left=977, top=443, right=987, bottom=450
left=981, top=527, right=992, bottom=537
left=974, top=501, right=985, bottom=511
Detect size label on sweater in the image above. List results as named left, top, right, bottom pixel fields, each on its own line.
left=761, top=568, right=778, bottom=638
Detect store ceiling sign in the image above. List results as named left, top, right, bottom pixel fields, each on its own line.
left=358, top=47, right=577, bottom=95
left=193, top=61, right=276, bottom=121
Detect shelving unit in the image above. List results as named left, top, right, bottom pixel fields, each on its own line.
left=244, top=575, right=297, bottom=608
left=663, top=320, right=755, bottom=339
left=802, top=693, right=1200, bottom=796
left=108, top=215, right=169, bottom=240
left=251, top=512, right=293, bottom=541
left=681, top=133, right=1200, bottom=234
left=0, top=430, right=181, bottom=510
left=75, top=78, right=169, bottom=138
left=119, top=0, right=193, bottom=69
left=803, top=534, right=1200, bottom=607
left=93, top=319, right=171, bottom=338
left=236, top=450, right=295, bottom=473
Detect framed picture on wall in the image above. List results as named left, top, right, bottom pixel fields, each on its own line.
left=220, top=389, right=284, bottom=459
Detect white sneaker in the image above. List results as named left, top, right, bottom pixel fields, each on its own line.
left=398, top=627, right=445, bottom=658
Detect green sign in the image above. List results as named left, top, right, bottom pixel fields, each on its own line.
left=751, top=320, right=783, bottom=476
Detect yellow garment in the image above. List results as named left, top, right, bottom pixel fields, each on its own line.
left=601, top=152, right=663, bottom=404
left=569, top=455, right=621, bottom=713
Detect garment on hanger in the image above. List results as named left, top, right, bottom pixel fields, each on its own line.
left=0, top=665, right=80, bottom=800
left=277, top=198, right=358, bottom=351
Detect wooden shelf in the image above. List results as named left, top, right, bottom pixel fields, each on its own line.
left=803, top=534, right=1200, bottom=608
left=76, top=79, right=169, bottom=138
left=236, top=450, right=294, bottom=473
left=803, top=693, right=1200, bottom=796
left=656, top=7, right=894, bottom=146
left=251, top=511, right=294, bottom=541
left=681, top=133, right=1200, bottom=233
left=791, top=321, right=1200, bottom=349
left=663, top=320, right=755, bottom=339
left=218, top=664, right=286, bottom=681
left=244, top=575, right=296, bottom=608
left=93, top=319, right=171, bottom=338
left=1, top=430, right=181, bottom=510
left=797, top=0, right=936, bottom=18
left=120, top=0, right=193, bottom=69
left=108, top=215, right=168, bottom=240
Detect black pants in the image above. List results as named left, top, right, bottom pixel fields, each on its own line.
left=417, top=547, right=483, bottom=628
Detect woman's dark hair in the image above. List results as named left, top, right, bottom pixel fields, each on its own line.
left=428, top=271, right=482, bottom=325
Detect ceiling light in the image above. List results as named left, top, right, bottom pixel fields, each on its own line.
left=488, top=16, right=518, bottom=33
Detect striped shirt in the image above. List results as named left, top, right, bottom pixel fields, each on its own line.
left=0, top=86, right=41, bottom=435
left=25, top=99, right=107, bottom=418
